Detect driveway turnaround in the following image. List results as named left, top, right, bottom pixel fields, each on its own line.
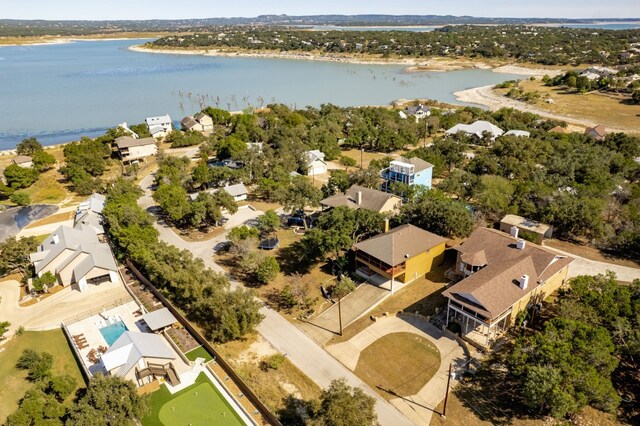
left=326, top=315, right=466, bottom=425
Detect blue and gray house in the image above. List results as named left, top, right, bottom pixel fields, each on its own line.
left=380, top=156, right=433, bottom=193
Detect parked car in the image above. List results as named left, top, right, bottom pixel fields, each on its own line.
left=287, top=216, right=304, bottom=227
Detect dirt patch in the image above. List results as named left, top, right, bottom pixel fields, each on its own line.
left=236, top=335, right=278, bottom=364
left=544, top=239, right=640, bottom=269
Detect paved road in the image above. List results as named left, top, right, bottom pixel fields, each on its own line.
left=0, top=204, right=59, bottom=242
left=138, top=172, right=416, bottom=426
left=543, top=245, right=640, bottom=282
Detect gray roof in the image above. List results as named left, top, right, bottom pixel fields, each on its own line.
left=74, top=210, right=104, bottom=235
left=31, top=225, right=117, bottom=277
left=145, top=115, right=172, bottom=126
left=395, top=156, right=433, bottom=173
left=101, top=331, right=176, bottom=377
left=222, top=183, right=248, bottom=197
left=115, top=136, right=156, bottom=149
left=355, top=224, right=447, bottom=266
left=404, top=105, right=430, bottom=115
left=148, top=125, right=166, bottom=136
left=321, top=185, right=402, bottom=212
left=77, top=193, right=106, bottom=214
left=141, top=308, right=177, bottom=331
left=12, top=155, right=32, bottom=164
left=181, top=116, right=198, bottom=129
left=306, top=150, right=326, bottom=165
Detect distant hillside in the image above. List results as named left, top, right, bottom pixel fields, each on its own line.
left=1, top=15, right=639, bottom=37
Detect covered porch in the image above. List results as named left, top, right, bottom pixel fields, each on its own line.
left=445, top=300, right=511, bottom=348
left=355, top=250, right=407, bottom=284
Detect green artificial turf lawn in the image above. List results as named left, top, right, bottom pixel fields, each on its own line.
left=143, top=373, right=244, bottom=426
left=184, top=345, right=213, bottom=363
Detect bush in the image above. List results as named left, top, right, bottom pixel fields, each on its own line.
left=339, top=156, right=357, bottom=167
left=260, top=353, right=286, bottom=371
left=255, top=256, right=280, bottom=284
left=16, top=349, right=54, bottom=381
left=10, top=191, right=30, bottom=206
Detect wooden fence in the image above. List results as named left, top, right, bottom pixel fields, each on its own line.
left=125, top=260, right=282, bottom=426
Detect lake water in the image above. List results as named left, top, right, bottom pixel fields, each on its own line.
left=0, top=39, right=524, bottom=150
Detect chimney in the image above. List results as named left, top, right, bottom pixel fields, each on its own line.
left=510, top=226, right=519, bottom=239
left=52, top=234, right=59, bottom=244
left=519, top=274, right=529, bottom=290
left=516, top=239, right=526, bottom=250
left=383, top=218, right=390, bottom=233
left=356, top=191, right=362, bottom=205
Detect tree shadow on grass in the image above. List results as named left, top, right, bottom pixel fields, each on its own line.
left=276, top=240, right=314, bottom=275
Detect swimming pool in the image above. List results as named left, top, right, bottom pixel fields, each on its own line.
left=99, top=321, right=128, bottom=346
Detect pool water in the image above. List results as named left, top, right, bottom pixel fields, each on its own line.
left=99, top=321, right=128, bottom=346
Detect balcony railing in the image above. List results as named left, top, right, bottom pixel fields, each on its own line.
left=380, top=169, right=415, bottom=185
left=356, top=252, right=406, bottom=276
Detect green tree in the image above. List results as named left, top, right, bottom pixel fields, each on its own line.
left=276, top=176, right=322, bottom=229
left=154, top=183, right=192, bottom=224
left=215, top=135, right=247, bottom=159
left=0, top=321, right=10, bottom=340
left=309, top=378, right=379, bottom=426
left=0, top=236, right=38, bottom=275
left=3, top=164, right=38, bottom=189
left=32, top=271, right=57, bottom=293
left=31, top=150, right=56, bottom=172
left=332, top=276, right=356, bottom=300
left=228, top=225, right=260, bottom=244
left=202, top=107, right=231, bottom=125
left=48, top=374, right=78, bottom=401
left=255, top=256, right=280, bottom=284
left=476, top=174, right=515, bottom=220
left=67, top=374, right=150, bottom=426
left=6, top=388, right=65, bottom=425
left=16, top=137, right=43, bottom=156
left=257, top=210, right=281, bottom=235
left=398, top=190, right=473, bottom=238
left=16, top=349, right=54, bottom=381
left=10, top=191, right=30, bottom=206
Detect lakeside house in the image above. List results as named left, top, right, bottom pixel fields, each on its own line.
left=74, top=193, right=106, bottom=236
left=321, top=185, right=402, bottom=215
left=180, top=113, right=214, bottom=132
left=115, top=136, right=158, bottom=164
left=194, top=112, right=214, bottom=131
left=12, top=155, right=33, bottom=168
left=145, top=114, right=173, bottom=138
left=29, top=224, right=119, bottom=291
left=354, top=224, right=447, bottom=289
left=584, top=124, right=607, bottom=141
left=446, top=120, right=504, bottom=140
left=399, top=104, right=431, bottom=122
left=442, top=227, right=573, bottom=347
left=380, top=156, right=433, bottom=193
left=499, top=214, right=552, bottom=245
left=305, top=150, right=328, bottom=175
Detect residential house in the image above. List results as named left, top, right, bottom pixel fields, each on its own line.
left=499, top=214, right=552, bottom=245
left=446, top=120, right=504, bottom=141
left=115, top=136, right=157, bottom=163
left=442, top=227, right=573, bottom=347
left=29, top=225, right=119, bottom=291
left=503, top=130, right=530, bottom=138
left=117, top=122, right=139, bottom=139
left=400, top=104, right=431, bottom=122
left=354, top=224, right=447, bottom=291
left=74, top=193, right=106, bottom=236
left=12, top=155, right=33, bottom=168
left=584, top=124, right=606, bottom=141
left=180, top=116, right=203, bottom=132
left=305, top=150, right=328, bottom=175
left=141, top=308, right=177, bottom=332
left=194, top=112, right=214, bottom=131
left=145, top=114, right=172, bottom=138
left=380, top=156, right=433, bottom=193
left=100, top=331, right=181, bottom=386
left=321, top=185, right=402, bottom=215
left=189, top=183, right=248, bottom=202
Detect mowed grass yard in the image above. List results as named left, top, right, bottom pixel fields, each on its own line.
left=355, top=332, right=441, bottom=400
left=0, top=330, right=85, bottom=423
left=143, top=373, right=244, bottom=426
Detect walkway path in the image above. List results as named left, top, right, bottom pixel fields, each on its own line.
left=327, top=315, right=466, bottom=425
left=543, top=245, right=640, bottom=282
left=137, top=172, right=416, bottom=425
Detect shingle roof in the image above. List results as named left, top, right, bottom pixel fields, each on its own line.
left=355, top=224, right=448, bottom=266
left=222, top=183, right=248, bottom=197
left=443, top=228, right=574, bottom=318
left=321, top=185, right=401, bottom=212
left=101, top=331, right=176, bottom=377
left=141, top=308, right=177, bottom=331
left=181, top=116, right=198, bottom=129
left=115, top=136, right=156, bottom=149
left=585, top=124, right=606, bottom=138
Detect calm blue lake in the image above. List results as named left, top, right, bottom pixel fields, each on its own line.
left=0, top=39, right=524, bottom=150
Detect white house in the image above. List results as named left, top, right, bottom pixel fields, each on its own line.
left=305, top=150, right=328, bottom=175
left=145, top=114, right=172, bottom=138
left=221, top=183, right=248, bottom=202
left=115, top=136, right=158, bottom=163
left=29, top=225, right=119, bottom=292
left=403, top=104, right=431, bottom=122
left=74, top=193, right=106, bottom=236
left=12, top=155, right=33, bottom=168
left=446, top=120, right=504, bottom=141
left=194, top=112, right=214, bottom=131
left=503, top=130, right=531, bottom=138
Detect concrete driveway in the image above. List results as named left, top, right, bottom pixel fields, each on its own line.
left=543, top=245, right=640, bottom=282
left=327, top=315, right=466, bottom=426
left=299, top=283, right=390, bottom=345
left=0, top=279, right=131, bottom=341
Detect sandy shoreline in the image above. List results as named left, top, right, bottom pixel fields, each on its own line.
left=453, top=85, right=627, bottom=132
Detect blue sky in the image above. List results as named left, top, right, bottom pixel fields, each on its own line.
left=3, top=0, right=639, bottom=20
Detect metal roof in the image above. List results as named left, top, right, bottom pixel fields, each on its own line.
left=141, top=308, right=177, bottom=331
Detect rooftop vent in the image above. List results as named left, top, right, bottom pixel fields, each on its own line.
left=519, top=274, right=529, bottom=290
left=516, top=239, right=526, bottom=250
left=52, top=234, right=59, bottom=244
left=510, top=226, right=519, bottom=239
left=356, top=191, right=362, bottom=206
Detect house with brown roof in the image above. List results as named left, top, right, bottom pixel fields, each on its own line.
left=442, top=227, right=574, bottom=347
left=321, top=185, right=402, bottom=215
left=115, top=137, right=158, bottom=164
left=584, top=124, right=606, bottom=141
left=354, top=224, right=447, bottom=292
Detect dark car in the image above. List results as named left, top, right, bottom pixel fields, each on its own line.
left=287, top=216, right=305, bottom=227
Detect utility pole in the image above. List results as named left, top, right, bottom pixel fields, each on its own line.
left=338, top=297, right=343, bottom=336
left=442, top=362, right=453, bottom=419
left=360, top=147, right=364, bottom=169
